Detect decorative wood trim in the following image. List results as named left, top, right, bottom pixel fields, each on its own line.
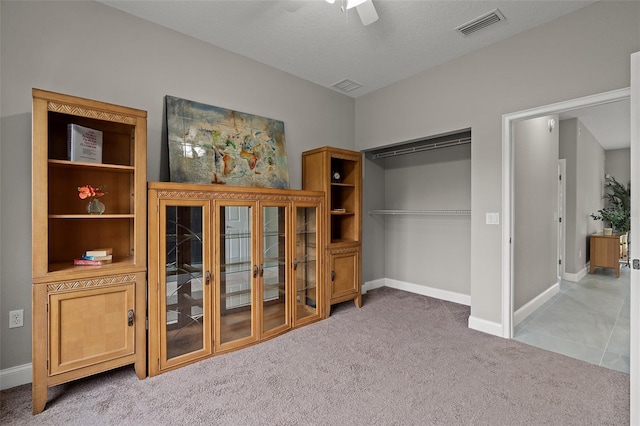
left=155, top=190, right=319, bottom=203
left=47, top=102, right=137, bottom=125
left=47, top=274, right=137, bottom=293
left=329, top=245, right=360, bottom=255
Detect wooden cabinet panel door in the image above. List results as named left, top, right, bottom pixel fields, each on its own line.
left=49, top=284, right=135, bottom=376
left=329, top=249, right=360, bottom=302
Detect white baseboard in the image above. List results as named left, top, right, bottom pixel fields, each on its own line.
left=562, top=264, right=589, bottom=282
left=0, top=363, right=31, bottom=390
left=362, top=278, right=386, bottom=294
left=364, top=278, right=470, bottom=306
left=513, top=282, right=559, bottom=326
left=364, top=278, right=505, bottom=337
left=468, top=315, right=504, bottom=337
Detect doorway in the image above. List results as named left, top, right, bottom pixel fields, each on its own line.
left=502, top=87, right=630, bottom=337
left=501, top=85, right=635, bottom=413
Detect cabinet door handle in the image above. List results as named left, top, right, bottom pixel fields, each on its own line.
left=293, top=259, right=298, bottom=270
left=205, top=270, right=211, bottom=285
left=331, top=271, right=335, bottom=281
left=128, top=309, right=134, bottom=327
left=253, top=265, right=258, bottom=278
left=260, top=264, right=264, bottom=277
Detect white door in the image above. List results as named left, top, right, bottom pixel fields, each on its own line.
left=629, top=50, right=639, bottom=426
left=558, top=159, right=566, bottom=280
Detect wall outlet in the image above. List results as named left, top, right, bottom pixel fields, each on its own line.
left=9, top=309, right=24, bottom=328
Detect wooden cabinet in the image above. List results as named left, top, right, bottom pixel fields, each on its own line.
left=147, top=182, right=324, bottom=376
left=590, top=233, right=623, bottom=277
left=329, top=246, right=361, bottom=304
left=31, top=89, right=147, bottom=414
left=302, top=147, right=362, bottom=315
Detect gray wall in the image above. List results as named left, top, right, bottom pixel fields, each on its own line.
left=382, top=145, right=471, bottom=295
left=355, top=1, right=639, bottom=325
left=362, top=157, right=386, bottom=284
left=561, top=118, right=606, bottom=273
left=0, top=1, right=354, bottom=370
left=606, top=148, right=631, bottom=186
left=577, top=122, right=606, bottom=261
left=513, top=116, right=559, bottom=311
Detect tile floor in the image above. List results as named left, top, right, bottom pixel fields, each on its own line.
left=514, top=264, right=630, bottom=374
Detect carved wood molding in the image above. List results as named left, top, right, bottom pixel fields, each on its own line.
left=156, top=190, right=320, bottom=204
left=330, top=245, right=361, bottom=255
left=47, top=102, right=137, bottom=125
left=47, top=274, right=137, bottom=293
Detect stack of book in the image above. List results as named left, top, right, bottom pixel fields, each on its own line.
left=74, top=248, right=113, bottom=266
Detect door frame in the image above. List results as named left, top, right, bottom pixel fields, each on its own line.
left=501, top=86, right=630, bottom=339
left=629, top=51, right=639, bottom=426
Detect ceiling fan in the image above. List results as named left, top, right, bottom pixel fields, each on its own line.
left=326, top=0, right=379, bottom=26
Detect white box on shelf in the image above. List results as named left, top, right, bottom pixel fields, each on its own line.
left=67, top=123, right=103, bottom=163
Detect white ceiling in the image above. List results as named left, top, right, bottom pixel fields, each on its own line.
left=98, top=0, right=630, bottom=149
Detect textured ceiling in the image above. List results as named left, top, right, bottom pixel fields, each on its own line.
left=98, top=0, right=629, bottom=149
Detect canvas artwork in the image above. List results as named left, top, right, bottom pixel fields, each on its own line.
left=166, top=96, right=290, bottom=188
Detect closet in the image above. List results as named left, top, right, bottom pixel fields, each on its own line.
left=363, top=130, right=472, bottom=300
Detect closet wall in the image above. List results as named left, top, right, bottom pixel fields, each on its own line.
left=364, top=135, right=471, bottom=300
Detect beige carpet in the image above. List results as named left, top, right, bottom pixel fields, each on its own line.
left=1, top=287, right=629, bottom=425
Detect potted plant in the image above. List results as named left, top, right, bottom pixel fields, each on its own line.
left=590, top=176, right=630, bottom=235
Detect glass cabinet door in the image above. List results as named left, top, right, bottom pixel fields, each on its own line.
left=260, top=205, right=289, bottom=337
left=293, top=204, right=321, bottom=324
left=217, top=204, right=256, bottom=349
left=159, top=200, right=211, bottom=369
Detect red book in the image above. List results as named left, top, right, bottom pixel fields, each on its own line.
left=74, top=258, right=104, bottom=266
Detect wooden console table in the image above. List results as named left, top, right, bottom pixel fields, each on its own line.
left=589, top=233, right=622, bottom=277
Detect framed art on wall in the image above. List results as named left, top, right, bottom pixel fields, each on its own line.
left=166, top=95, right=290, bottom=188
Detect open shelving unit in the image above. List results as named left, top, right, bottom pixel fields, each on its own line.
left=303, top=146, right=362, bottom=315
left=31, top=89, right=147, bottom=414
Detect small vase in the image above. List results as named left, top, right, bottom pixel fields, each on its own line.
left=87, top=199, right=105, bottom=215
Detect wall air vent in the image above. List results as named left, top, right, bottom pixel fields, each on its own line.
left=455, top=8, right=505, bottom=37
left=332, top=79, right=362, bottom=93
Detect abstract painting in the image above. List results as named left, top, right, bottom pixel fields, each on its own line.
left=166, top=96, right=290, bottom=188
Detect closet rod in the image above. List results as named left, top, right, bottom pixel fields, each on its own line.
left=371, top=137, right=471, bottom=160
left=368, top=209, right=471, bottom=216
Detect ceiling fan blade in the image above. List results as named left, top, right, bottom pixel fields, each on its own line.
left=356, top=0, right=379, bottom=26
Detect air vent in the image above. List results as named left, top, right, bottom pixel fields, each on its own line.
left=455, top=8, right=505, bottom=37
left=332, top=79, right=362, bottom=93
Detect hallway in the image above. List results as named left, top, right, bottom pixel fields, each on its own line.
left=514, top=265, right=630, bottom=374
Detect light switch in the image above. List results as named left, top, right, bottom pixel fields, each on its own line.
left=486, top=212, right=500, bottom=225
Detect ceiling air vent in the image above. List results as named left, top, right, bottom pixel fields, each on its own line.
left=332, top=79, right=362, bottom=93
left=455, top=8, right=505, bottom=37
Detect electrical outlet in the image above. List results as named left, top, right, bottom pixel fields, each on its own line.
left=9, top=309, right=24, bottom=328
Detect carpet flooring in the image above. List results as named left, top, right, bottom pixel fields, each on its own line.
left=1, top=287, right=629, bottom=425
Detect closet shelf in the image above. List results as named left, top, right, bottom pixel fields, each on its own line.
left=368, top=209, right=471, bottom=216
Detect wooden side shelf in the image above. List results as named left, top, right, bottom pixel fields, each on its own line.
left=31, top=89, right=147, bottom=414
left=589, top=233, right=623, bottom=277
